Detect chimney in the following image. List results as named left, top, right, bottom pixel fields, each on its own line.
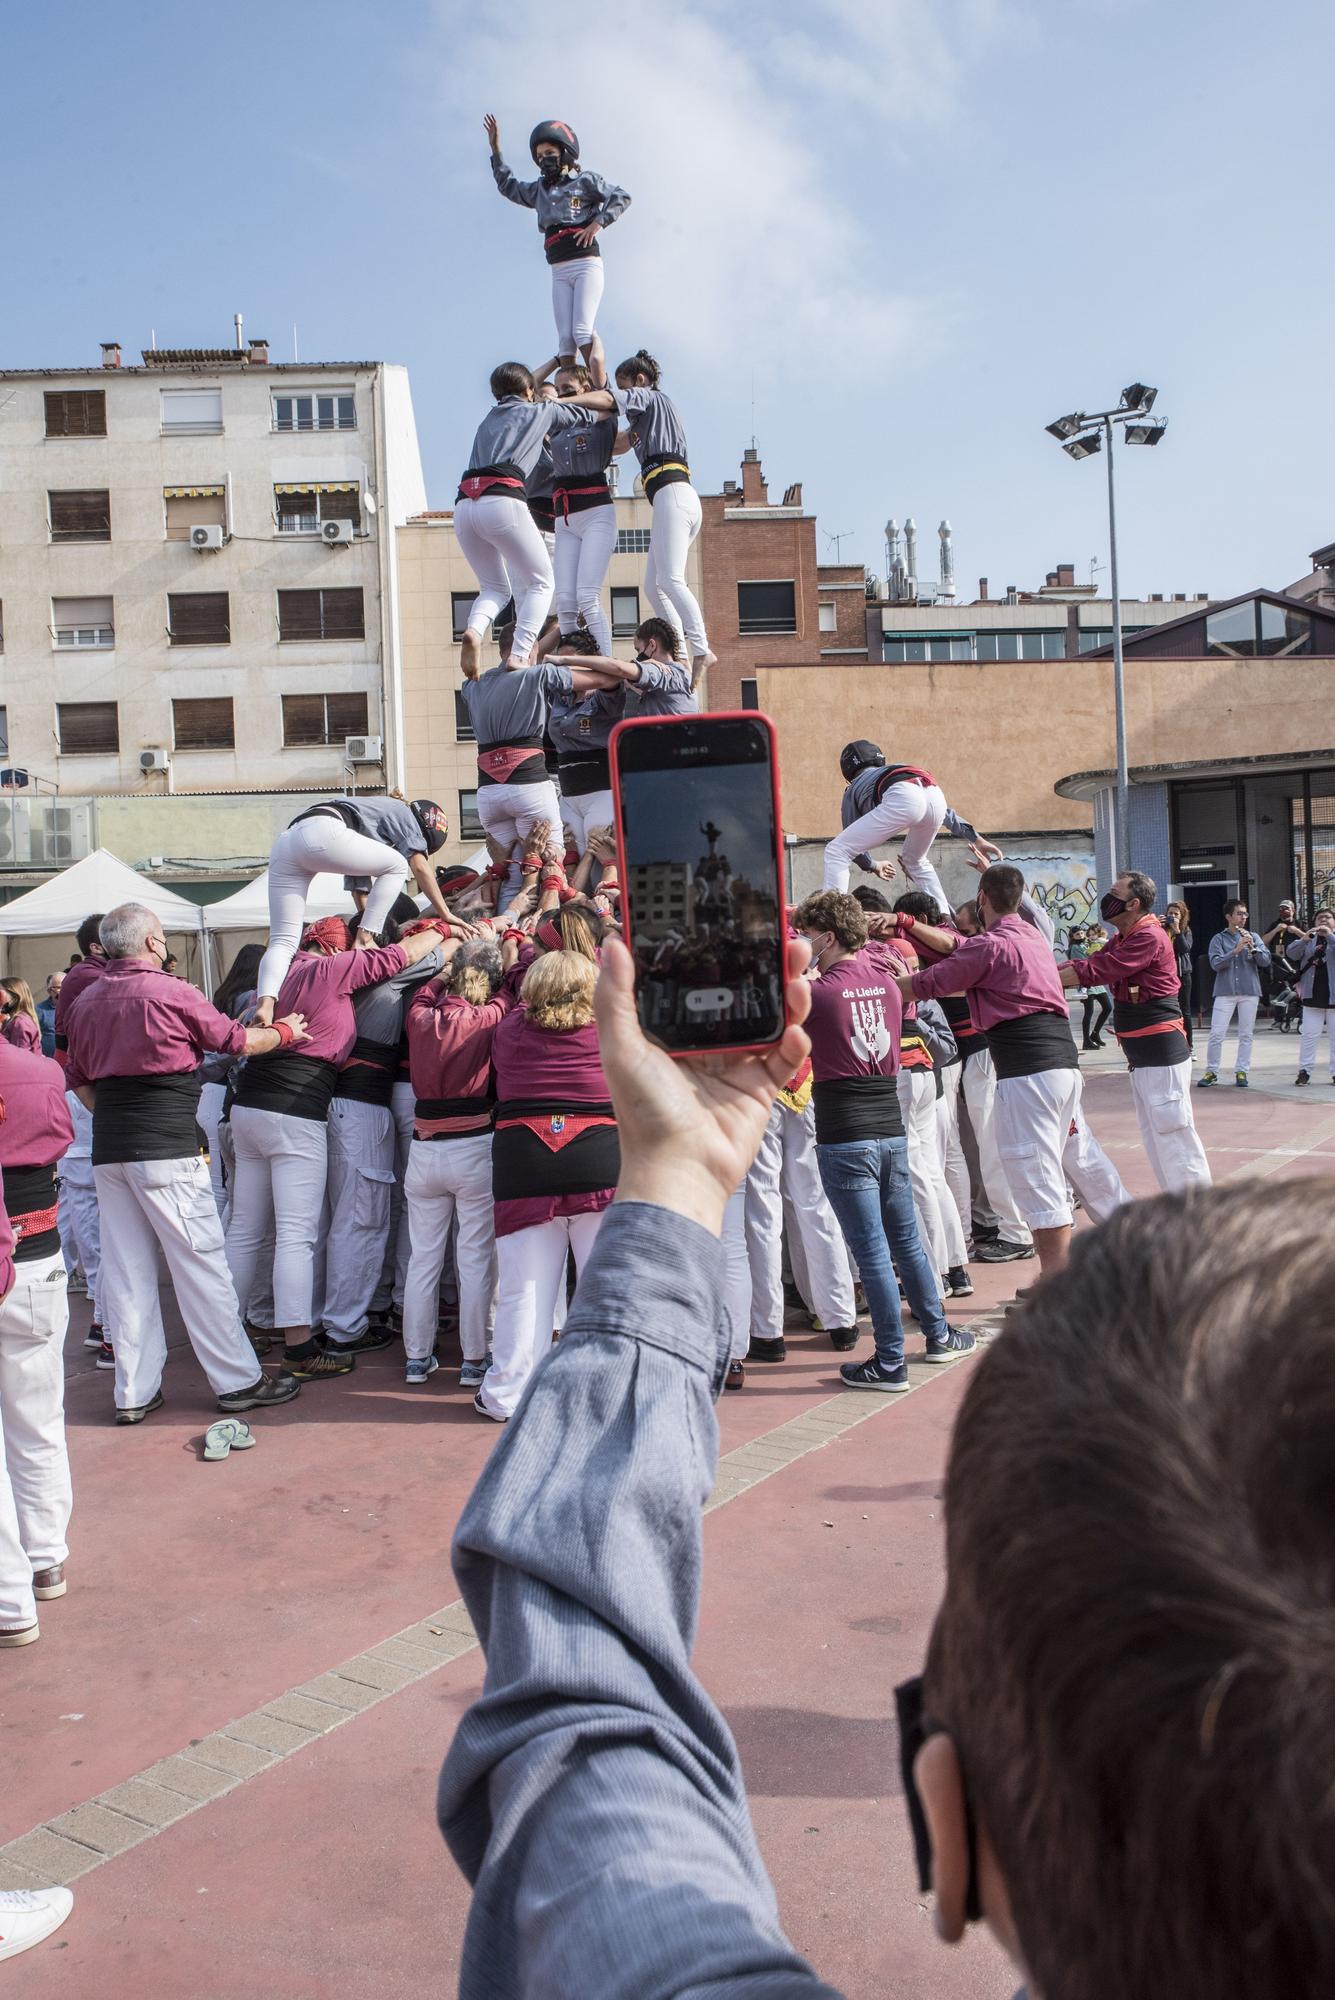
left=1046, top=571, right=1059, bottom=588
left=740, top=448, right=767, bottom=504
left=1151, top=593, right=1163, bottom=602
left=247, top=337, right=270, bottom=365
left=904, top=518, right=918, bottom=594
left=100, top=342, right=122, bottom=369
left=722, top=479, right=739, bottom=497
left=1005, top=584, right=1018, bottom=604
left=1172, top=591, right=1185, bottom=601
left=978, top=576, right=989, bottom=602
left=782, top=481, right=802, bottom=506
left=1056, top=563, right=1075, bottom=588
left=938, top=520, right=955, bottom=600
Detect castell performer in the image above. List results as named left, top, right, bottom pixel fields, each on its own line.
left=484, top=115, right=630, bottom=367
left=823, top=740, right=982, bottom=899
left=1058, top=869, right=1211, bottom=1193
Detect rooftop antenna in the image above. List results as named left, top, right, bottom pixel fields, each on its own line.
left=825, top=529, right=854, bottom=562
left=750, top=367, right=756, bottom=452
left=149, top=328, right=156, bottom=351
left=293, top=322, right=300, bottom=363
left=234, top=312, right=244, bottom=352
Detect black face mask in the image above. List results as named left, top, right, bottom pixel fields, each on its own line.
left=1100, top=891, right=1129, bottom=921
left=895, top=1676, right=982, bottom=1923
left=538, top=156, right=562, bottom=183
left=633, top=649, right=650, bottom=664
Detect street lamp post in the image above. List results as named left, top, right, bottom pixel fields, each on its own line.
left=1045, top=385, right=1167, bottom=873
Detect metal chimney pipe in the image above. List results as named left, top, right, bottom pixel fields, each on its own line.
left=234, top=312, right=244, bottom=351
left=904, top=518, right=918, bottom=598
left=938, top=519, right=955, bottom=600
left=885, top=519, right=905, bottom=602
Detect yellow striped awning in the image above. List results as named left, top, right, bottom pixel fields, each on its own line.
left=272, top=481, right=360, bottom=494
left=163, top=484, right=225, bottom=498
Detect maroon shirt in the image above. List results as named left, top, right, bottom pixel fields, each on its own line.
left=911, top=913, right=1068, bottom=1029
left=2, top=1014, right=41, bottom=1054
left=407, top=983, right=514, bottom=1137
left=64, top=959, right=248, bottom=1086
left=53, top=954, right=105, bottom=1062
left=271, top=943, right=409, bottom=1067
left=0, top=1043, right=75, bottom=1167
left=805, top=948, right=904, bottom=1083
left=1063, top=916, right=1179, bottom=1003
left=0, top=1170, right=14, bottom=1299
left=491, top=1010, right=614, bottom=1235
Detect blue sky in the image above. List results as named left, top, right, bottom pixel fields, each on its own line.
left=7, top=0, right=1330, bottom=600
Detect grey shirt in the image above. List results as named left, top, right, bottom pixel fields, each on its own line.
left=547, top=412, right=617, bottom=484
left=438, top=1202, right=844, bottom=1999
left=465, top=397, right=585, bottom=479
left=347, top=946, right=443, bottom=1048
left=458, top=664, right=576, bottom=747
left=624, top=656, right=698, bottom=719
left=300, top=796, right=425, bottom=859
left=490, top=157, right=631, bottom=237
left=1207, top=925, right=1270, bottom=997
left=613, top=385, right=690, bottom=469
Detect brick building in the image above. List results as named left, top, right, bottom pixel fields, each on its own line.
left=697, top=447, right=868, bottom=711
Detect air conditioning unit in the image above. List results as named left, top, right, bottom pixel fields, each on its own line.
left=321, top=518, right=356, bottom=547
left=140, top=748, right=171, bottom=773
left=344, top=734, right=383, bottom=764
left=190, top=523, right=225, bottom=552
left=28, top=802, right=92, bottom=868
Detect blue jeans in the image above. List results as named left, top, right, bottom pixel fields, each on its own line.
left=816, top=1136, right=947, bottom=1366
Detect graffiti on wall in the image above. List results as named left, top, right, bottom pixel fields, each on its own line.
left=1023, top=856, right=1099, bottom=941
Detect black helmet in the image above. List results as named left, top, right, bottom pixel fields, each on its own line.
left=529, top=119, right=579, bottom=168
left=410, top=799, right=448, bottom=855
left=840, top=740, right=884, bottom=782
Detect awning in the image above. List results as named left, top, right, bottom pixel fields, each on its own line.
left=163, top=484, right=224, bottom=499
left=273, top=481, right=359, bottom=494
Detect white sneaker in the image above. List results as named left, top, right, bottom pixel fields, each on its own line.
left=0, top=1887, right=75, bottom=1960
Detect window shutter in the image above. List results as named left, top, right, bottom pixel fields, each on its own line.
left=49, top=490, right=111, bottom=539
left=320, top=589, right=365, bottom=640
left=52, top=596, right=114, bottom=628
left=45, top=390, right=107, bottom=438
left=278, top=591, right=324, bottom=640
left=57, top=703, right=119, bottom=754
left=168, top=592, right=230, bottom=644
left=737, top=582, right=797, bottom=635
left=172, top=698, right=235, bottom=750
left=326, top=692, right=370, bottom=739
left=281, top=694, right=325, bottom=745
left=161, top=388, right=223, bottom=432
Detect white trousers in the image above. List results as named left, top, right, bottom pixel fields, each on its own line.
left=402, top=1136, right=496, bottom=1363
left=95, top=1157, right=258, bottom=1408
left=0, top=1251, right=71, bottom=1629
left=1206, top=993, right=1259, bottom=1072
left=553, top=505, right=616, bottom=653
left=197, top=1080, right=230, bottom=1221
left=645, top=484, right=707, bottom=658
left=57, top=1156, right=104, bottom=1325
left=454, top=494, right=554, bottom=663
left=551, top=256, right=604, bottom=355
left=937, top=1064, right=972, bottom=1247
left=561, top=789, right=615, bottom=856
left=476, top=779, right=563, bottom=897
left=226, top=1106, right=329, bottom=1331
left=1130, top=1059, right=1212, bottom=1193
left=322, top=1098, right=397, bottom=1343
left=897, top=1069, right=967, bottom=1280
left=721, top=1184, right=752, bottom=1363
left=746, top=1102, right=855, bottom=1339
left=823, top=781, right=948, bottom=894
left=260, top=816, right=407, bottom=1001
left=1299, top=1005, right=1334, bottom=1075
left=481, top=1210, right=605, bottom=1419
left=373, top=1081, right=417, bottom=1314
left=961, top=1050, right=1033, bottom=1244
left=993, top=1069, right=1128, bottom=1232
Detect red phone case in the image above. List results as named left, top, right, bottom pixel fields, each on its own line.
left=609, top=710, right=791, bottom=1059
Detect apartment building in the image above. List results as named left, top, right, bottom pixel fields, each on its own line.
left=0, top=336, right=425, bottom=878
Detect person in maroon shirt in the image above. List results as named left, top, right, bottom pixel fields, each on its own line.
left=224, top=915, right=444, bottom=1379
left=64, top=902, right=308, bottom=1425
left=0, top=982, right=42, bottom=1055
left=51, top=912, right=107, bottom=1068
left=1059, top=868, right=1211, bottom=1195
left=0, top=1043, right=74, bottom=1645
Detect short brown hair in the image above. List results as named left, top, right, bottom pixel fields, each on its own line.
left=793, top=890, right=868, bottom=952
left=978, top=863, right=1024, bottom=914
left=927, top=1178, right=1335, bottom=1998
left=1120, top=868, right=1157, bottom=912
left=521, top=949, right=596, bottom=1031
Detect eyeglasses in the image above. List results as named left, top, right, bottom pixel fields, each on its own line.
left=895, top=1675, right=982, bottom=1923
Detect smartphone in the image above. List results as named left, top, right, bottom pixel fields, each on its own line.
left=610, top=711, right=789, bottom=1056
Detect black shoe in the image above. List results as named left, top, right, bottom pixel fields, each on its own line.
left=1082, top=1037, right=1098, bottom=1050
left=971, top=1223, right=999, bottom=1244
left=1296, top=1070, right=1311, bottom=1086
left=281, top=1346, right=355, bottom=1380
left=725, top=1359, right=746, bottom=1391
left=218, top=1372, right=301, bottom=1412
left=1091, top=1035, right=1107, bottom=1048
left=318, top=1323, right=395, bottom=1356
left=924, top=1326, right=977, bottom=1363
left=827, top=1325, right=859, bottom=1351
left=473, top=1388, right=506, bottom=1423
left=840, top=1356, right=909, bottom=1392
left=83, top=1323, right=105, bottom=1351
left=747, top=1334, right=786, bottom=1363
left=975, top=1239, right=1035, bottom=1264
left=116, top=1390, right=164, bottom=1425
left=946, top=1265, right=974, bottom=1298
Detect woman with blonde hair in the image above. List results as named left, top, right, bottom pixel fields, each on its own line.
left=0, top=979, right=42, bottom=1054
left=476, top=950, right=618, bottom=1422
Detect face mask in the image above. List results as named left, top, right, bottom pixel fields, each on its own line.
left=895, top=1676, right=982, bottom=1924
left=1100, top=891, right=1129, bottom=921
left=538, top=156, right=562, bottom=183
left=633, top=649, right=650, bottom=664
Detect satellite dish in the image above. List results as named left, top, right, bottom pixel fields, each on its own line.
left=362, top=491, right=378, bottom=516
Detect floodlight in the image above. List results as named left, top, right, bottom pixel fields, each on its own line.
left=1063, top=432, right=1102, bottom=461
left=1121, top=382, right=1158, bottom=411
left=1125, top=421, right=1167, bottom=446
left=1046, top=413, right=1084, bottom=440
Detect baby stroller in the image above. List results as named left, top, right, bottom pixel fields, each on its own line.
left=1271, top=955, right=1302, bottom=1032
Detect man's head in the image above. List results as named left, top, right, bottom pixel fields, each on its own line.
left=45, top=970, right=64, bottom=1001
left=99, top=903, right=169, bottom=966
left=975, top=864, right=1025, bottom=929
left=1224, top=898, right=1249, bottom=928
left=1279, top=899, right=1296, bottom=921
left=76, top=912, right=107, bottom=961
left=893, top=890, right=943, bottom=925
left=839, top=740, right=884, bottom=784
left=1313, top=908, right=1335, bottom=936
left=1100, top=869, right=1156, bottom=936
left=301, top=917, right=352, bottom=956
left=919, top=1178, right=1335, bottom=1998
left=851, top=885, right=892, bottom=914
left=793, top=890, right=868, bottom=967
left=953, top=898, right=980, bottom=938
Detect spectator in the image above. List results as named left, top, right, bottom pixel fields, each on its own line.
left=0, top=979, right=42, bottom=1054
left=1162, top=900, right=1194, bottom=1047
left=36, top=971, right=63, bottom=1058
left=1288, top=908, right=1335, bottom=1086
left=1200, top=900, right=1270, bottom=1088
left=1066, top=924, right=1111, bottom=1049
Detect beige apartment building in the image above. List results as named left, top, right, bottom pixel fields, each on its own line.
left=396, top=485, right=701, bottom=860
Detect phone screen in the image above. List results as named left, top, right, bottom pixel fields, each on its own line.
left=613, top=714, right=787, bottom=1053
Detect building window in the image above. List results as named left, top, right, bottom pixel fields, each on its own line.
left=739, top=678, right=759, bottom=710
left=615, top=528, right=651, bottom=554
left=1205, top=599, right=1312, bottom=658
left=168, top=591, right=230, bottom=646
left=273, top=484, right=361, bottom=534
left=820, top=604, right=839, bottom=633
left=44, top=390, right=106, bottom=438
left=164, top=486, right=226, bottom=540
left=1078, top=626, right=1149, bottom=652
left=160, top=388, right=223, bottom=435
left=272, top=390, right=355, bottom=433
left=49, top=489, right=110, bottom=542
left=454, top=689, right=475, bottom=740
left=52, top=596, right=114, bottom=649
left=281, top=691, right=370, bottom=747
left=172, top=697, right=235, bottom=750
left=737, top=581, right=797, bottom=635
left=57, top=702, right=119, bottom=755
left=278, top=588, right=365, bottom=642
left=0, top=708, right=8, bottom=754
left=458, top=789, right=484, bottom=841
left=611, top=587, right=640, bottom=637
left=451, top=593, right=475, bottom=642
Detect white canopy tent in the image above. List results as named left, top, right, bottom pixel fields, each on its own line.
left=0, top=849, right=212, bottom=990
left=201, top=869, right=350, bottom=932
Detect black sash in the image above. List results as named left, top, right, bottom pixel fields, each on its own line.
left=333, top=1037, right=398, bottom=1108
left=92, top=1073, right=207, bottom=1165
left=1112, top=996, right=1190, bottom=1070
left=233, top=1053, right=338, bottom=1124
left=812, top=1075, right=905, bottom=1147
left=985, top=1012, right=1078, bottom=1081
left=5, top=1161, right=60, bottom=1262
left=642, top=453, right=691, bottom=501
left=492, top=1097, right=618, bottom=1201
left=557, top=748, right=612, bottom=796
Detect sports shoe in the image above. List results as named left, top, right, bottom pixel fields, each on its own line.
left=971, top=1223, right=999, bottom=1244
left=1235, top=1070, right=1249, bottom=1088
left=1197, top=1070, right=1218, bottom=1088
left=0, top=1886, right=75, bottom=1959
left=827, top=1325, right=859, bottom=1351
left=473, top=1389, right=506, bottom=1423
left=95, top=1340, right=115, bottom=1370
left=946, top=1265, right=974, bottom=1298
left=32, top=1565, right=65, bottom=1601
left=1296, top=1070, right=1311, bottom=1086
left=458, top=1353, right=490, bottom=1388
left=280, top=1346, right=354, bottom=1380
left=924, top=1326, right=978, bottom=1363
left=405, top=1354, right=439, bottom=1385
left=245, top=1324, right=272, bottom=1357
left=0, top=1622, right=39, bottom=1649
left=116, top=1390, right=164, bottom=1425
left=747, top=1334, right=786, bottom=1363
left=83, top=1322, right=104, bottom=1351
left=840, top=1355, right=910, bottom=1392
left=217, top=1373, right=301, bottom=1412
left=725, top=1359, right=746, bottom=1391
left=318, top=1323, right=394, bottom=1356
left=975, top=1238, right=1034, bottom=1263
